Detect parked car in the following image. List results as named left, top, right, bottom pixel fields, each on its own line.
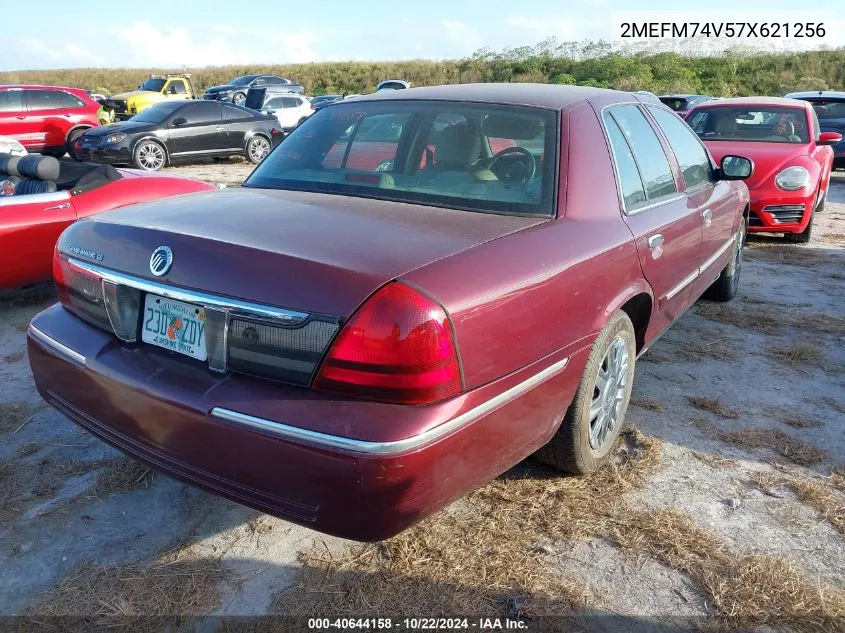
left=658, top=94, right=714, bottom=119
left=0, top=135, right=27, bottom=156
left=0, top=153, right=212, bottom=289
left=376, top=80, right=411, bottom=91
left=27, top=84, right=752, bottom=541
left=204, top=75, right=296, bottom=106
left=243, top=82, right=306, bottom=111
left=0, top=85, right=101, bottom=157
left=262, top=94, right=312, bottom=131
left=74, top=100, right=283, bottom=171
left=103, top=74, right=198, bottom=121
left=785, top=91, right=845, bottom=168
left=686, top=96, right=840, bottom=243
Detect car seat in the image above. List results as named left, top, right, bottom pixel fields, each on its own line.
left=431, top=122, right=482, bottom=170
left=0, top=153, right=61, bottom=196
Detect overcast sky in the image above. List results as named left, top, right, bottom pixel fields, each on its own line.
left=2, top=0, right=842, bottom=71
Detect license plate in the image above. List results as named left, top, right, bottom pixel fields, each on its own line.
left=141, top=294, right=207, bottom=361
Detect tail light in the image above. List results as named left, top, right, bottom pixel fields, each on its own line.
left=53, top=248, right=112, bottom=331
left=313, top=283, right=462, bottom=405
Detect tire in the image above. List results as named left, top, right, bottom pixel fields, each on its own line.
left=534, top=310, right=636, bottom=474
left=232, top=92, right=246, bottom=106
left=66, top=128, right=87, bottom=162
left=133, top=140, right=166, bottom=171
left=785, top=215, right=813, bottom=244
left=704, top=216, right=745, bottom=302
left=245, top=135, right=271, bottom=164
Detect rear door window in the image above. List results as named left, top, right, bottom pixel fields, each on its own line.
left=222, top=104, right=250, bottom=121
left=647, top=106, right=713, bottom=190
left=26, top=89, right=83, bottom=110
left=604, top=115, right=647, bottom=209
left=0, top=90, right=24, bottom=113
left=606, top=105, right=677, bottom=201
left=179, top=102, right=222, bottom=125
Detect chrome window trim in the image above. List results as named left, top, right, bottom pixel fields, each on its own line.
left=28, top=325, right=86, bottom=367
left=644, top=104, right=718, bottom=191
left=66, top=257, right=309, bottom=324
left=211, top=356, right=570, bottom=455
left=599, top=102, right=681, bottom=217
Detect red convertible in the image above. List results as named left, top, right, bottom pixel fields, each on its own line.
left=1, top=154, right=214, bottom=290
left=28, top=84, right=752, bottom=540
left=686, top=97, right=841, bottom=243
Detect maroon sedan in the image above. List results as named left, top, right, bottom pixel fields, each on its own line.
left=27, top=84, right=752, bottom=541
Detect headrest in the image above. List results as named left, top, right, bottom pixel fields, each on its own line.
left=433, top=122, right=481, bottom=167
left=16, top=154, right=61, bottom=180
left=0, top=154, right=21, bottom=176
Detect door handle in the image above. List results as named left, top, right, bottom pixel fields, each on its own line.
left=44, top=203, right=71, bottom=211
left=16, top=116, right=26, bottom=120
left=215, top=127, right=225, bottom=132
left=701, top=208, right=713, bottom=227
left=647, top=234, right=664, bottom=249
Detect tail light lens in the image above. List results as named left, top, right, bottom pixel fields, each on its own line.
left=53, top=249, right=112, bottom=331
left=313, top=283, right=462, bottom=405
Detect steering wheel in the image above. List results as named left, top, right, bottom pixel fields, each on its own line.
left=488, top=147, right=536, bottom=183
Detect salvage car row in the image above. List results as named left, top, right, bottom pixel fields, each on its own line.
left=1, top=82, right=843, bottom=542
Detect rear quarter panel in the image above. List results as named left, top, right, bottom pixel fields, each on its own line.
left=402, top=102, right=647, bottom=391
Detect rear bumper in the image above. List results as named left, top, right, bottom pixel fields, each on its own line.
left=747, top=188, right=815, bottom=234
left=28, top=304, right=584, bottom=541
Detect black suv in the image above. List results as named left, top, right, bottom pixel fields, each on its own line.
left=204, top=75, right=298, bottom=106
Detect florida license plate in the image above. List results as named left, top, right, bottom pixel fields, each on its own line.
left=141, top=295, right=207, bottom=361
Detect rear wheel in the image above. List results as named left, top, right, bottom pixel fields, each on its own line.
left=66, top=128, right=87, bottom=161
left=534, top=310, right=636, bottom=474
left=133, top=140, right=166, bottom=171
left=246, top=135, right=270, bottom=164
left=785, top=215, right=813, bottom=244
left=704, top=217, right=745, bottom=302
left=233, top=92, right=246, bottom=106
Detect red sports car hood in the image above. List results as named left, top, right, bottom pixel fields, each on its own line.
left=703, top=140, right=810, bottom=190
left=60, top=188, right=547, bottom=317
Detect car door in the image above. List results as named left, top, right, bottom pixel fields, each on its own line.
left=221, top=104, right=252, bottom=151
left=168, top=102, right=229, bottom=155
left=646, top=105, right=738, bottom=292
left=0, top=191, right=76, bottom=288
left=24, top=89, right=76, bottom=150
left=602, top=104, right=702, bottom=334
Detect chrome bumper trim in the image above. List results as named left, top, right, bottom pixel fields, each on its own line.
left=28, top=325, right=86, bottom=367
left=211, top=356, right=570, bottom=455
left=66, top=258, right=309, bottom=324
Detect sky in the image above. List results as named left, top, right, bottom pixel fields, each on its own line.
left=1, top=0, right=842, bottom=71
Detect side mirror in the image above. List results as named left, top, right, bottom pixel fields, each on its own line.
left=719, top=155, right=754, bottom=180
left=818, top=131, right=843, bottom=146
left=171, top=117, right=187, bottom=127
left=264, top=109, right=277, bottom=115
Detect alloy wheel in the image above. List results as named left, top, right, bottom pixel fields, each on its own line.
left=233, top=93, right=246, bottom=106
left=249, top=137, right=270, bottom=162
left=588, top=336, right=630, bottom=451
left=138, top=143, right=165, bottom=170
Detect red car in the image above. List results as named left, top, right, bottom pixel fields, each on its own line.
left=0, top=85, right=101, bottom=157
left=0, top=154, right=214, bottom=289
left=686, top=97, right=841, bottom=243
left=27, top=85, right=752, bottom=541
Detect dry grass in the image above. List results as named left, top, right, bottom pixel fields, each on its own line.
left=630, top=398, right=665, bottom=413
left=0, top=402, right=32, bottom=435
left=3, top=350, right=26, bottom=363
left=275, top=428, right=661, bottom=617
left=0, top=284, right=56, bottom=310
left=92, top=457, right=155, bottom=498
left=15, top=442, right=42, bottom=458
left=720, top=428, right=828, bottom=467
left=678, top=339, right=737, bottom=362
left=764, top=407, right=823, bottom=429
left=692, top=451, right=739, bottom=469
left=640, top=350, right=669, bottom=363
left=695, top=302, right=845, bottom=339
left=768, top=342, right=824, bottom=369
left=745, top=242, right=834, bottom=269
left=820, top=232, right=845, bottom=245
left=752, top=471, right=845, bottom=536
left=30, top=542, right=226, bottom=625
left=687, top=396, right=742, bottom=420
left=611, top=507, right=845, bottom=632
left=817, top=396, right=845, bottom=415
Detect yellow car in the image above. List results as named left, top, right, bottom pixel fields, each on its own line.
left=102, top=74, right=198, bottom=121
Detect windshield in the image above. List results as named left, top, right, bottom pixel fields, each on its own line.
left=246, top=101, right=557, bottom=216
left=139, top=78, right=167, bottom=92
left=231, top=75, right=259, bottom=86
left=130, top=102, right=183, bottom=123
left=803, top=99, right=845, bottom=121
left=688, top=106, right=809, bottom=144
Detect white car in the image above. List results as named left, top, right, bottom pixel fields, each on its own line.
left=0, top=135, right=27, bottom=157
left=262, top=94, right=312, bottom=131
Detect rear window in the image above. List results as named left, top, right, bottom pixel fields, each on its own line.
left=246, top=101, right=558, bottom=216
left=688, top=106, right=809, bottom=143
left=804, top=100, right=845, bottom=121
left=659, top=97, right=689, bottom=112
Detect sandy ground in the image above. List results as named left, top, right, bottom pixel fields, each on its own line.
left=0, top=165, right=842, bottom=628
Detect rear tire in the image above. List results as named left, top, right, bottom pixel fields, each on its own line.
left=233, top=92, right=246, bottom=106
left=704, top=217, right=745, bottom=302
left=534, top=310, right=636, bottom=474
left=785, top=216, right=813, bottom=244
left=66, top=128, right=87, bottom=162
left=246, top=135, right=271, bottom=164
